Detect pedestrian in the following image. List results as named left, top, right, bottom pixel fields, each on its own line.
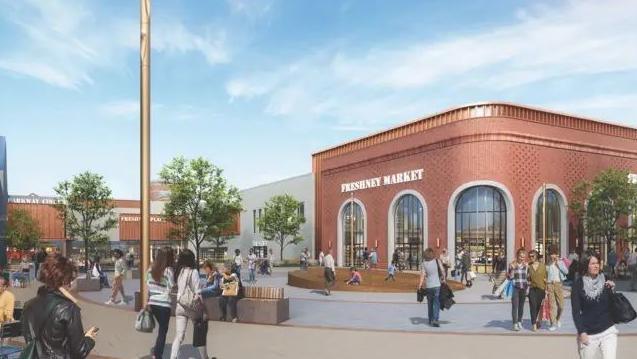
left=362, top=247, right=370, bottom=270
left=318, top=250, right=324, bottom=267
left=105, top=249, right=128, bottom=305
left=219, top=266, right=240, bottom=322
left=418, top=248, right=446, bottom=327
left=439, top=249, right=450, bottom=278
left=147, top=247, right=175, bottom=359
left=369, top=247, right=378, bottom=269
left=34, top=247, right=46, bottom=280
left=571, top=251, right=618, bottom=359
left=392, top=250, right=400, bottom=271
left=385, top=261, right=396, bottom=281
left=508, top=248, right=529, bottom=331
left=171, top=249, right=208, bottom=359
left=607, top=249, right=617, bottom=279
left=527, top=250, right=547, bottom=331
left=22, top=254, right=98, bottom=358
left=267, top=249, right=274, bottom=275
left=323, top=249, right=336, bottom=295
left=491, top=252, right=507, bottom=297
left=247, top=248, right=257, bottom=284
left=460, top=248, right=472, bottom=286
left=300, top=248, right=310, bottom=270
left=345, top=267, right=362, bottom=285
left=628, top=248, right=637, bottom=291
left=232, top=249, right=243, bottom=280
left=546, top=246, right=568, bottom=331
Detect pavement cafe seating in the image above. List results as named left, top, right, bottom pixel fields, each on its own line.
left=203, top=286, right=289, bottom=325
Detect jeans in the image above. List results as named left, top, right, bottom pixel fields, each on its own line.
left=219, top=296, right=238, bottom=320
left=249, top=268, right=256, bottom=283
left=150, top=305, right=171, bottom=359
left=511, top=287, right=526, bottom=324
left=528, top=287, right=545, bottom=326
left=578, top=326, right=617, bottom=359
left=425, top=286, right=441, bottom=323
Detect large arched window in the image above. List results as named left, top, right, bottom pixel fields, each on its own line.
left=393, top=194, right=424, bottom=270
left=342, top=202, right=365, bottom=267
left=455, top=186, right=507, bottom=273
left=535, top=189, right=562, bottom=259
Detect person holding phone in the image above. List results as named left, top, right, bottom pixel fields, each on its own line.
left=21, top=254, right=97, bottom=358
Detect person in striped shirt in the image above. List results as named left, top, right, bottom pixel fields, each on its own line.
left=508, top=247, right=529, bottom=331
left=147, top=247, right=175, bottom=359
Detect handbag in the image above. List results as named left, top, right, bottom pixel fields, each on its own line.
left=609, top=291, right=637, bottom=324
left=416, top=288, right=426, bottom=303
left=178, top=269, right=203, bottom=313
left=192, top=318, right=208, bottom=347
left=20, top=298, right=60, bottom=359
left=135, top=308, right=156, bottom=333
left=468, top=271, right=477, bottom=280
left=222, top=280, right=239, bottom=297
left=503, top=280, right=513, bottom=298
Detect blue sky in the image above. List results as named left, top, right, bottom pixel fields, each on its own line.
left=1, top=0, right=636, bottom=199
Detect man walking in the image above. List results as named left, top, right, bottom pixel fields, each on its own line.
left=323, top=250, right=336, bottom=295
left=628, top=248, right=637, bottom=291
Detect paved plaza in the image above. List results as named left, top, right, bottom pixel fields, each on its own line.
left=9, top=268, right=637, bottom=358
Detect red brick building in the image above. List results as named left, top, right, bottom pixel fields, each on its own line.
left=312, top=102, right=637, bottom=271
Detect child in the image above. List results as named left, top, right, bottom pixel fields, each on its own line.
left=385, top=262, right=396, bottom=281
left=345, top=267, right=361, bottom=285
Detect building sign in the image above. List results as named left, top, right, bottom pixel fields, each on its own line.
left=119, top=215, right=165, bottom=223
left=9, top=194, right=59, bottom=205
left=341, top=168, right=424, bottom=193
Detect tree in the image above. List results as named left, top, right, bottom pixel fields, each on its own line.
left=569, top=180, right=590, bottom=249
left=160, top=157, right=242, bottom=264
left=54, top=172, right=117, bottom=272
left=7, top=208, right=42, bottom=251
left=257, top=194, right=305, bottom=262
left=570, top=168, right=637, bottom=257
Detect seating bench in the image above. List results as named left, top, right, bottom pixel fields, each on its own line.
left=204, top=286, right=289, bottom=325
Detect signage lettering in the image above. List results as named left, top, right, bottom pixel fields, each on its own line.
left=9, top=195, right=59, bottom=205
left=119, top=215, right=164, bottom=223
left=341, top=168, right=424, bottom=193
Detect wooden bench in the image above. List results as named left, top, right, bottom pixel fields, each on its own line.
left=204, top=286, right=289, bottom=325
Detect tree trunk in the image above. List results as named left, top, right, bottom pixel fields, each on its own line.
left=84, top=238, right=89, bottom=277
left=196, top=241, right=200, bottom=265
left=279, top=234, right=285, bottom=264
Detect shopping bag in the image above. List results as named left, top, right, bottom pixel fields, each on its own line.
left=192, top=318, right=209, bottom=347
left=494, top=278, right=510, bottom=297
left=468, top=271, right=477, bottom=280
left=503, top=280, right=513, bottom=298
left=539, top=294, right=551, bottom=322
left=135, top=308, right=155, bottom=333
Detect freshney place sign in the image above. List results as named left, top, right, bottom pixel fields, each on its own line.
left=341, top=169, right=424, bottom=193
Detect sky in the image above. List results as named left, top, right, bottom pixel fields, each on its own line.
left=1, top=0, right=637, bottom=199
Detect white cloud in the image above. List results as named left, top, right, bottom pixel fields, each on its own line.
left=226, top=0, right=273, bottom=18
left=226, top=0, right=637, bottom=128
left=99, top=101, right=139, bottom=118
left=99, top=100, right=218, bottom=123
left=0, top=0, right=230, bottom=89
left=540, top=94, right=637, bottom=125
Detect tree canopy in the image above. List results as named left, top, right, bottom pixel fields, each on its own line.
left=7, top=208, right=42, bottom=251
left=257, top=194, right=305, bottom=262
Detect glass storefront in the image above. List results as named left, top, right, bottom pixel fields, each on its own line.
left=342, top=201, right=365, bottom=267
left=455, top=186, right=507, bottom=273
left=393, top=194, right=424, bottom=270
left=535, top=189, right=562, bottom=259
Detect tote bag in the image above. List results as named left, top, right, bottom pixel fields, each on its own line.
left=610, top=292, right=637, bottom=324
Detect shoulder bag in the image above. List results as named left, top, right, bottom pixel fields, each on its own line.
left=177, top=269, right=202, bottom=313
left=610, top=291, right=637, bottom=324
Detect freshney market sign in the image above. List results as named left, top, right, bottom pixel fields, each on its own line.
left=341, top=168, right=424, bottom=193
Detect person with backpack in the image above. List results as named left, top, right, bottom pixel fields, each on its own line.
left=21, top=254, right=97, bottom=358
left=171, top=249, right=208, bottom=359
left=418, top=248, right=446, bottom=327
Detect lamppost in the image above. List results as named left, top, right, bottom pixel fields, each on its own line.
left=139, top=0, right=152, bottom=309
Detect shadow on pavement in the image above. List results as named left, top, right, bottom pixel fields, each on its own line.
left=138, top=344, right=207, bottom=359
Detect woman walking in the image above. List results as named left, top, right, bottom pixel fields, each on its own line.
left=418, top=248, right=446, bottom=327
left=508, top=248, right=529, bottom=331
left=572, top=251, right=617, bottom=358
left=106, top=249, right=128, bottom=305
left=528, top=250, right=547, bottom=331
left=147, top=247, right=175, bottom=359
left=546, top=246, right=568, bottom=331
left=21, top=254, right=98, bottom=358
left=171, top=249, right=207, bottom=359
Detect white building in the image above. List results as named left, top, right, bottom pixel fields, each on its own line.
left=225, top=173, right=314, bottom=263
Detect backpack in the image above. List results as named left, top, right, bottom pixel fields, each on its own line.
left=177, top=269, right=201, bottom=313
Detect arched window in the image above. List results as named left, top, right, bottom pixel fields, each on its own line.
left=393, top=194, right=424, bottom=270
left=455, top=186, right=507, bottom=273
left=342, top=202, right=365, bottom=267
left=535, top=189, right=562, bottom=259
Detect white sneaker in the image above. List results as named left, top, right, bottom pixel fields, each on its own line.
left=513, top=323, right=520, bottom=331
left=549, top=326, right=557, bottom=332
left=104, top=299, right=115, bottom=305
left=557, top=321, right=562, bottom=328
